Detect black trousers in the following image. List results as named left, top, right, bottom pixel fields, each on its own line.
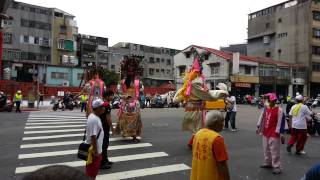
left=15, top=101, right=21, bottom=113
left=225, top=111, right=236, bottom=129
left=101, top=125, right=110, bottom=165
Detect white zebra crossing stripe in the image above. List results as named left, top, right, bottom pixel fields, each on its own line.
left=18, top=143, right=153, bottom=159
left=97, top=164, right=190, bottom=180
left=24, top=128, right=84, bottom=134
left=25, top=125, right=86, bottom=129
left=27, top=119, right=86, bottom=122
left=20, top=137, right=124, bottom=148
left=15, top=152, right=169, bottom=174
left=21, top=141, right=80, bottom=148
left=26, top=122, right=86, bottom=126
left=28, top=116, right=86, bottom=119
left=23, top=133, right=84, bottom=141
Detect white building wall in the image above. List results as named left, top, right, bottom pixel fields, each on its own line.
left=174, top=49, right=230, bottom=90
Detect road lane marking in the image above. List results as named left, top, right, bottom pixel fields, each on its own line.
left=27, top=119, right=86, bottom=122
left=97, top=164, right=191, bottom=179
left=23, top=133, right=84, bottom=140
left=26, top=122, right=86, bottom=125
left=18, top=143, right=152, bottom=159
left=28, top=116, right=86, bottom=119
left=24, top=129, right=84, bottom=134
left=20, top=137, right=123, bottom=148
left=15, top=152, right=168, bottom=174
left=25, top=125, right=86, bottom=129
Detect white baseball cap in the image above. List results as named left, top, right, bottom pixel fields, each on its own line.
left=92, top=98, right=104, bottom=109
left=295, top=95, right=304, bottom=101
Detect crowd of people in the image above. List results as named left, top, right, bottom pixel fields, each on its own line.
left=19, top=90, right=320, bottom=180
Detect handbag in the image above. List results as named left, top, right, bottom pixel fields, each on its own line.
left=77, top=129, right=101, bottom=161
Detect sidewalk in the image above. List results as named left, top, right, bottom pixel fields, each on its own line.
left=19, top=100, right=52, bottom=112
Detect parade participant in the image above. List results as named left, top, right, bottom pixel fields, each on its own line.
left=14, top=90, right=22, bottom=113
left=287, top=95, right=312, bottom=155
left=80, top=93, right=88, bottom=113
left=256, top=93, right=286, bottom=175
left=116, top=95, right=142, bottom=141
left=190, top=110, right=230, bottom=180
left=224, top=91, right=237, bottom=132
left=84, top=68, right=106, bottom=118
left=116, top=55, right=144, bottom=141
left=174, top=49, right=228, bottom=148
left=100, top=90, right=114, bottom=170
left=85, top=98, right=105, bottom=179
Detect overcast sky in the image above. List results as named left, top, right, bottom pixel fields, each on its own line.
left=19, top=0, right=283, bottom=50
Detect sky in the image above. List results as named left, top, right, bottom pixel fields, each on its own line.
left=19, top=0, right=283, bottom=50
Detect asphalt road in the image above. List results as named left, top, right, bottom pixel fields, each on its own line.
left=0, top=105, right=319, bottom=180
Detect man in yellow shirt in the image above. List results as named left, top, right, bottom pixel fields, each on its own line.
left=14, top=90, right=22, bottom=113
left=191, top=110, right=230, bottom=180
left=80, top=93, right=88, bottom=113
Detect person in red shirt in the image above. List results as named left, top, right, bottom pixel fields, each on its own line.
left=256, top=93, right=286, bottom=175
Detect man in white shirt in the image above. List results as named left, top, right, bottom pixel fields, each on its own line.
left=85, top=98, right=105, bottom=179
left=225, top=92, right=237, bottom=132
left=287, top=95, right=312, bottom=155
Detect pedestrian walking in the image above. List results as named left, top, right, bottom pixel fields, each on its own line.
left=287, top=95, right=312, bottom=155
left=81, top=93, right=88, bottom=113
left=85, top=98, right=105, bottom=179
left=100, top=90, right=114, bottom=170
left=38, top=92, right=44, bottom=106
left=14, top=90, right=22, bottom=113
left=225, top=92, right=237, bottom=132
left=190, top=110, right=230, bottom=180
left=256, top=93, right=286, bottom=175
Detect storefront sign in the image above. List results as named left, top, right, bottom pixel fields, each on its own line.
left=230, top=75, right=259, bottom=84
left=235, top=83, right=251, bottom=88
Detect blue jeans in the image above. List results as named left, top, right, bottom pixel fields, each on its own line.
left=81, top=102, right=86, bottom=112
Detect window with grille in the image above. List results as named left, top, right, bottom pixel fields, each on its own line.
left=3, top=33, right=12, bottom=44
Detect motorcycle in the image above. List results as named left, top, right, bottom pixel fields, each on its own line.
left=0, top=97, right=13, bottom=112
left=307, top=113, right=320, bottom=136
left=150, top=97, right=165, bottom=108
left=53, top=100, right=65, bottom=111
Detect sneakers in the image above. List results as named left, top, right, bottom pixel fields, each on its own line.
left=286, top=145, right=292, bottom=153
left=296, top=151, right=306, bottom=155
left=231, top=129, right=237, bottom=132
left=272, top=168, right=282, bottom=174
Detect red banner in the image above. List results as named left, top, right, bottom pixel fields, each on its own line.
left=235, top=83, right=251, bottom=88
left=0, top=31, right=2, bottom=80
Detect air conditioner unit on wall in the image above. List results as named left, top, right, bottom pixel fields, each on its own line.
left=62, top=80, right=69, bottom=87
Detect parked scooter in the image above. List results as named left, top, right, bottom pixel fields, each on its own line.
left=307, top=113, right=320, bottom=136
left=0, top=95, right=13, bottom=112
left=53, top=100, right=65, bottom=111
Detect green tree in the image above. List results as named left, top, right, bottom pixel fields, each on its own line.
left=102, top=69, right=120, bottom=87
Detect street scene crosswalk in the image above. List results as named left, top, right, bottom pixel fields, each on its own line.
left=15, top=111, right=190, bottom=179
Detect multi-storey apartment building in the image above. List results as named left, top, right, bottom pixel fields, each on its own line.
left=1, top=1, right=78, bottom=83
left=247, top=0, right=320, bottom=97
left=77, top=34, right=108, bottom=68
left=112, top=42, right=179, bottom=87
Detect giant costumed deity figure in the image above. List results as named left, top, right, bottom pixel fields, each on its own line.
left=173, top=47, right=229, bottom=147
left=83, top=67, right=106, bottom=118
left=116, top=55, right=144, bottom=141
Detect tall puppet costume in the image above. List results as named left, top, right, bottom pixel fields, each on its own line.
left=173, top=48, right=229, bottom=147
left=84, top=67, right=106, bottom=118
left=115, top=56, right=144, bottom=141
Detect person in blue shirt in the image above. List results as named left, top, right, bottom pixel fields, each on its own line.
left=301, top=163, right=320, bottom=180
